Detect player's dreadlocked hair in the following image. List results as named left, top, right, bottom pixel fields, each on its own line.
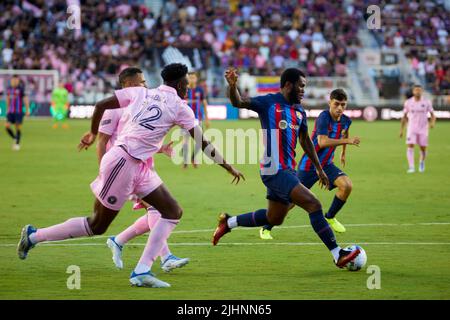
left=118, top=67, right=143, bottom=86
left=161, top=63, right=188, bottom=84
left=280, top=68, right=306, bottom=88
left=330, top=88, right=348, bottom=101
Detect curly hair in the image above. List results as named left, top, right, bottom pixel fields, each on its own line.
left=161, top=63, right=188, bottom=83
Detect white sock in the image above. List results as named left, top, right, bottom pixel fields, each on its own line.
left=114, top=237, right=124, bottom=246
left=331, top=246, right=342, bottom=262
left=227, top=216, right=238, bottom=229
left=161, top=253, right=171, bottom=263
left=29, top=232, right=37, bottom=245
left=134, top=263, right=150, bottom=274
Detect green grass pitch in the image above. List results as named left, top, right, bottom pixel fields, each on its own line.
left=0, top=118, right=449, bottom=299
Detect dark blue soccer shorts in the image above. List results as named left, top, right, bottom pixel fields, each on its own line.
left=261, top=168, right=301, bottom=205
left=6, top=113, right=24, bottom=124
left=297, top=163, right=347, bottom=190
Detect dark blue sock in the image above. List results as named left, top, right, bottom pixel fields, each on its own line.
left=16, top=130, right=21, bottom=144
left=237, top=209, right=269, bottom=227
left=262, top=224, right=274, bottom=231
left=6, top=127, right=15, bottom=139
left=309, top=209, right=338, bottom=250
left=325, top=196, right=346, bottom=219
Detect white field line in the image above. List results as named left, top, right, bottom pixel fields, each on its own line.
left=2, top=242, right=450, bottom=247
left=10, top=221, right=448, bottom=243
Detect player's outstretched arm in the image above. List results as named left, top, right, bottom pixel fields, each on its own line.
left=400, top=111, right=408, bottom=138
left=341, top=129, right=349, bottom=168
left=429, top=111, right=436, bottom=129
left=188, top=125, right=245, bottom=184
left=299, top=130, right=329, bottom=189
left=96, top=132, right=111, bottom=165
left=225, top=67, right=252, bottom=109
left=317, top=134, right=360, bottom=149
left=24, top=95, right=30, bottom=116
left=78, top=96, right=120, bottom=151
left=202, top=98, right=211, bottom=128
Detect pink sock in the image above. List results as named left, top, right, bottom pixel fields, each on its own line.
left=146, top=209, right=171, bottom=260
left=115, top=214, right=150, bottom=245
left=146, top=208, right=161, bottom=229
left=136, top=218, right=179, bottom=270
left=33, top=217, right=93, bottom=243
left=420, top=150, right=427, bottom=162
left=407, top=147, right=415, bottom=168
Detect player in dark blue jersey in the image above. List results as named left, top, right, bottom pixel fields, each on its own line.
left=212, top=68, right=361, bottom=268
left=260, top=89, right=361, bottom=239
left=4, top=75, right=30, bottom=151
left=182, top=71, right=210, bottom=168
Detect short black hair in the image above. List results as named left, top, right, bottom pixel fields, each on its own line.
left=280, top=68, right=306, bottom=88
left=330, top=88, right=348, bottom=101
left=161, top=63, right=188, bottom=83
left=118, top=67, right=143, bottom=86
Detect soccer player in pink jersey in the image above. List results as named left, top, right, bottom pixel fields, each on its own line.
left=97, top=67, right=189, bottom=272
left=400, top=85, right=436, bottom=173
left=17, top=63, right=244, bottom=288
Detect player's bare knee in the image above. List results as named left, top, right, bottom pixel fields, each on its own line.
left=342, top=181, right=352, bottom=195
left=174, top=206, right=183, bottom=220
left=307, top=197, right=322, bottom=213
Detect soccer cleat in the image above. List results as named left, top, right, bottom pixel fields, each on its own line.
left=325, top=217, right=346, bottom=233
left=259, top=228, right=273, bottom=240
left=212, top=213, right=231, bottom=246
left=12, top=144, right=20, bottom=151
left=160, top=254, right=190, bottom=273
left=419, top=162, right=425, bottom=173
left=407, top=167, right=415, bottom=173
left=335, top=247, right=361, bottom=268
left=106, top=237, right=124, bottom=269
left=17, top=224, right=36, bottom=260
left=129, top=271, right=171, bottom=288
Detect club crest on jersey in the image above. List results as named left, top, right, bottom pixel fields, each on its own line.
left=279, top=120, right=299, bottom=130
left=296, top=111, right=303, bottom=120
left=107, top=196, right=117, bottom=205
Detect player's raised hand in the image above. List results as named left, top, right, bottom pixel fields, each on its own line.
left=347, top=136, right=360, bottom=146
left=226, top=165, right=245, bottom=185
left=224, top=68, right=238, bottom=87
left=316, top=169, right=330, bottom=190
left=78, top=131, right=96, bottom=151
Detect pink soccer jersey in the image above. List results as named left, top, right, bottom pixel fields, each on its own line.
left=99, top=106, right=157, bottom=169
left=99, top=108, right=125, bottom=150
left=114, top=85, right=196, bottom=161
left=403, top=97, right=434, bottom=135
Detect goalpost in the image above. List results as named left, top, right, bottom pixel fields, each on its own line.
left=0, top=69, right=59, bottom=117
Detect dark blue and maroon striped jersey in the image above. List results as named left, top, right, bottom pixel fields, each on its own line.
left=249, top=93, right=308, bottom=173
left=298, top=110, right=352, bottom=171
left=187, top=86, right=205, bottom=120
left=6, top=86, right=26, bottom=114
